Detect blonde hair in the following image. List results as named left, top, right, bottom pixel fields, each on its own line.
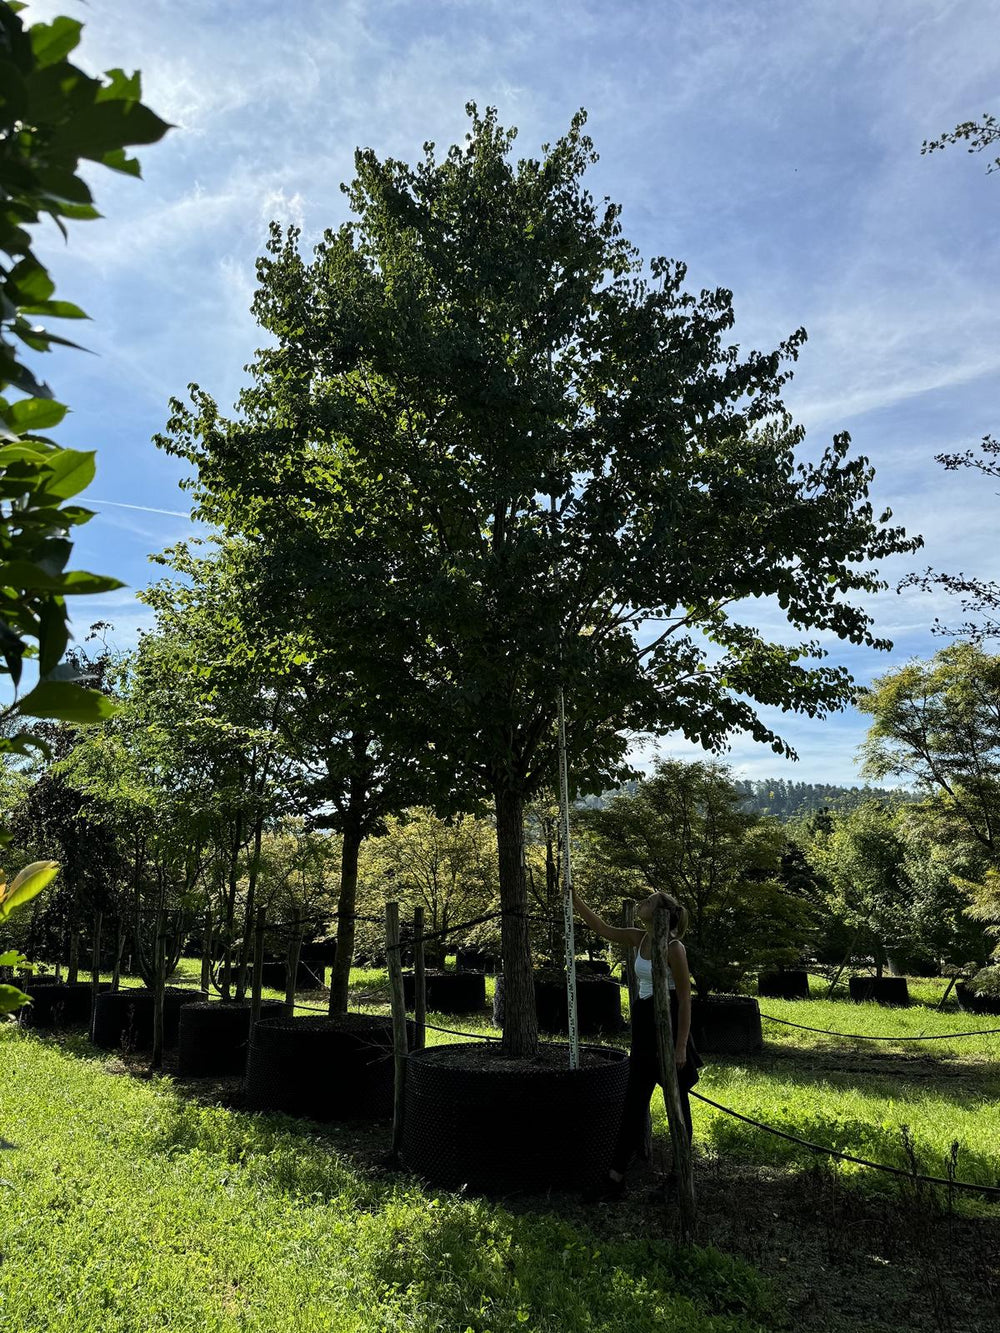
left=654, top=892, right=688, bottom=940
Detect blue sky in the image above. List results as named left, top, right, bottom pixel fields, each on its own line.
left=20, top=0, right=1000, bottom=786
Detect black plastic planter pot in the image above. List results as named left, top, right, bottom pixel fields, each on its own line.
left=578, top=959, right=611, bottom=976
left=177, top=999, right=286, bottom=1077
left=690, top=995, right=763, bottom=1055
left=259, top=960, right=325, bottom=992
left=955, top=983, right=1000, bottom=1016
left=400, top=1042, right=629, bottom=1194
left=243, top=1014, right=414, bottom=1120
left=455, top=949, right=498, bottom=974
left=493, top=973, right=624, bottom=1035
left=757, top=971, right=810, bottom=1000
left=19, top=981, right=110, bottom=1029
left=403, top=971, right=487, bottom=1014
left=91, top=987, right=207, bottom=1051
left=848, top=976, right=910, bottom=1007
left=301, top=940, right=338, bottom=966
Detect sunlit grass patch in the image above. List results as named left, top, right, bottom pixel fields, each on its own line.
left=0, top=1028, right=776, bottom=1333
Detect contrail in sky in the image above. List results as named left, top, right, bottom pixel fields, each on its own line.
left=87, top=498, right=194, bottom=519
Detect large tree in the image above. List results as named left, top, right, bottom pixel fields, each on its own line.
left=900, top=111, right=1000, bottom=640
left=160, top=107, right=918, bottom=1054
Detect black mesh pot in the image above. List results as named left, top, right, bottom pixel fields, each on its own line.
left=301, top=939, right=338, bottom=966
left=259, top=960, right=325, bottom=992
left=691, top=995, right=763, bottom=1055
left=91, top=987, right=207, bottom=1050
left=243, top=1013, right=414, bottom=1120
left=400, top=1042, right=629, bottom=1194
left=757, top=971, right=810, bottom=1000
left=493, top=973, right=623, bottom=1035
left=177, top=999, right=286, bottom=1077
left=455, top=949, right=498, bottom=974
left=955, top=983, right=1000, bottom=1016
left=402, top=971, right=487, bottom=1014
left=578, top=959, right=611, bottom=976
left=848, top=976, right=910, bottom=1007
left=19, top=981, right=110, bottom=1029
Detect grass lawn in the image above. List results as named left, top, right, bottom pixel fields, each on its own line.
left=3, top=966, right=998, bottom=1331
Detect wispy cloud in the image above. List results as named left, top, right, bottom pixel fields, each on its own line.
left=17, top=0, right=1000, bottom=783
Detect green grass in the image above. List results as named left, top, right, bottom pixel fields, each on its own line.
left=11, top=962, right=997, bottom=1328
left=680, top=987, right=1000, bottom=1199
left=0, top=1028, right=776, bottom=1333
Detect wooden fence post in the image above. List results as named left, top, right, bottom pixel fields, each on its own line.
left=285, top=907, right=303, bottom=1017
left=151, top=911, right=167, bottom=1071
left=67, top=926, right=80, bottom=985
left=90, top=910, right=103, bottom=1041
left=200, top=910, right=214, bottom=996
left=386, top=901, right=409, bottom=1161
left=651, top=903, right=696, bottom=1241
left=413, top=905, right=426, bottom=1050
left=250, top=907, right=266, bottom=1028
left=621, top=900, right=652, bottom=1162
left=111, top=917, right=125, bottom=992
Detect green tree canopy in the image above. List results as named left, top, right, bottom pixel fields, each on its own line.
left=159, top=107, right=919, bottom=1053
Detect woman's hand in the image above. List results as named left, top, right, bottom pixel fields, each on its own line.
left=674, top=1043, right=687, bottom=1070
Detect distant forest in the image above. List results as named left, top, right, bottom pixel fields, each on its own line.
left=579, top=778, right=912, bottom=821
left=732, top=779, right=913, bottom=821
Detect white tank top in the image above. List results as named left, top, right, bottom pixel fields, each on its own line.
left=633, top=948, right=675, bottom=1001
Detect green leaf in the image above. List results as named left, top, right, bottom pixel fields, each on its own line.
left=7, top=257, right=55, bottom=305
left=37, top=596, right=69, bottom=675
left=0, top=860, right=59, bottom=919
left=20, top=301, right=89, bottom=321
left=15, top=681, right=116, bottom=723
left=0, top=561, right=121, bottom=594
left=1, top=397, right=67, bottom=434
left=0, top=950, right=24, bottom=967
left=30, top=17, right=83, bottom=68
left=96, top=68, right=142, bottom=103
left=0, top=732, right=51, bottom=761
left=0, top=984, right=31, bottom=1016
left=39, top=447, right=95, bottom=499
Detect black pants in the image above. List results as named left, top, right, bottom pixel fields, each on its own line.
left=611, top=994, right=702, bottom=1174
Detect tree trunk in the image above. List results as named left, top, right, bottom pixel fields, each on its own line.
left=495, top=786, right=538, bottom=1058
left=90, top=911, right=102, bottom=1040
left=67, top=927, right=80, bottom=985
left=236, top=817, right=264, bottom=1000
left=111, top=918, right=125, bottom=992
left=329, top=820, right=361, bottom=1016
left=151, top=911, right=167, bottom=1071
left=200, top=911, right=214, bottom=996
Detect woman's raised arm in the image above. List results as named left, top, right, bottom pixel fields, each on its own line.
left=572, top=890, right=645, bottom=947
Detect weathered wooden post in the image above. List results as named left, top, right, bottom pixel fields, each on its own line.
left=413, top=905, right=426, bottom=1050
left=621, top=900, right=652, bottom=1162
left=111, top=917, right=125, bottom=991
left=67, top=926, right=80, bottom=985
left=386, top=901, right=409, bottom=1160
left=651, top=902, right=696, bottom=1240
left=285, top=907, right=303, bottom=1017
left=151, top=910, right=167, bottom=1070
left=250, top=907, right=266, bottom=1028
left=89, top=910, right=103, bottom=1041
left=200, top=910, right=214, bottom=996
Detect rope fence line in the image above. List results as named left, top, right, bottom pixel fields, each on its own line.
left=689, top=1090, right=1000, bottom=1197
left=759, top=1013, right=1000, bottom=1041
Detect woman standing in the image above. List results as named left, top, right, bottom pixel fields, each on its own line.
left=572, top=888, right=702, bottom=1201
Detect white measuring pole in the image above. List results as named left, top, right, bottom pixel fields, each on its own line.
left=557, top=684, right=580, bottom=1070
